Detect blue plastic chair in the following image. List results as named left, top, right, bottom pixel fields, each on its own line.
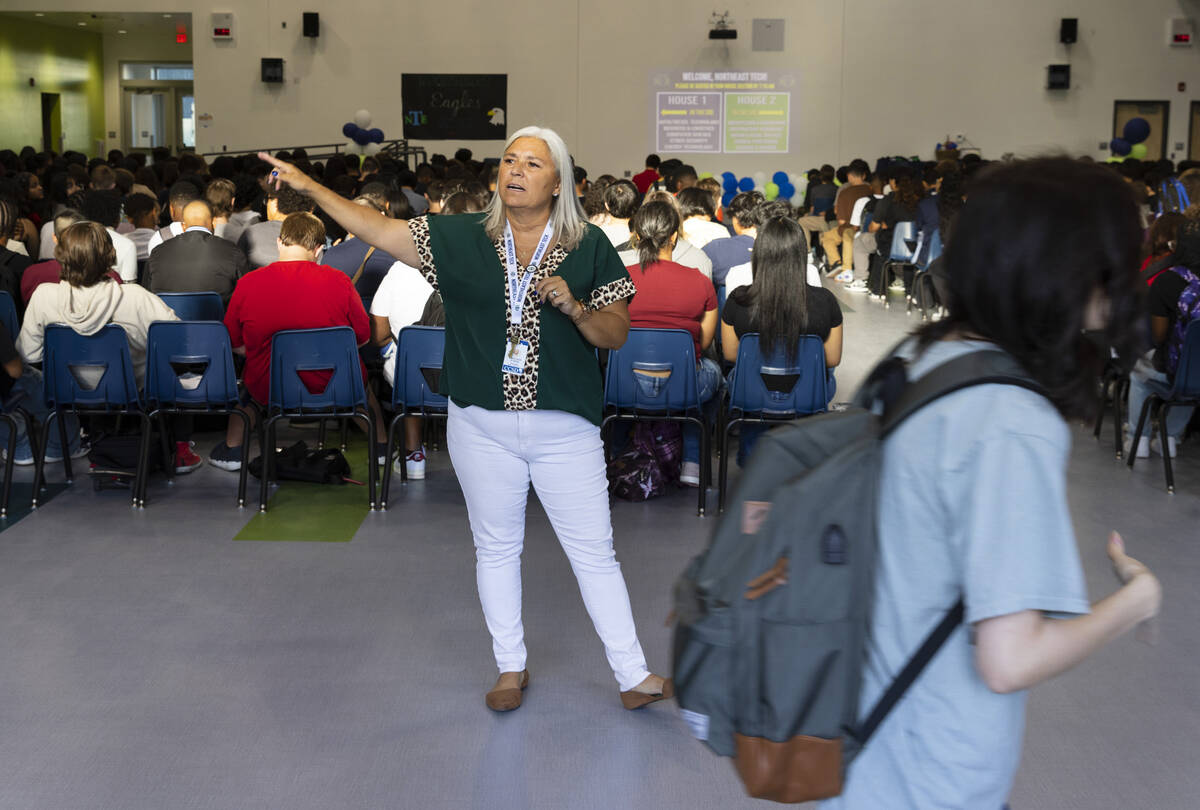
left=876, top=221, right=918, bottom=303
left=1127, top=320, right=1200, bottom=493
left=602, top=327, right=711, bottom=516
left=34, top=324, right=152, bottom=507
left=261, top=326, right=376, bottom=511
left=718, top=334, right=830, bottom=513
left=909, top=229, right=944, bottom=318
left=157, top=292, right=225, bottom=322
left=0, top=291, right=18, bottom=342
left=145, top=321, right=256, bottom=507
left=379, top=326, right=448, bottom=508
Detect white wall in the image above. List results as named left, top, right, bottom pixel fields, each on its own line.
left=21, top=0, right=1200, bottom=174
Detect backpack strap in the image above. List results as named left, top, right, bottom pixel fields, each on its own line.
left=350, top=246, right=376, bottom=285
left=852, top=598, right=964, bottom=746
left=880, top=349, right=1045, bottom=437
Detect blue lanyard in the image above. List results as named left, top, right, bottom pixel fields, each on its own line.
left=503, top=219, right=555, bottom=329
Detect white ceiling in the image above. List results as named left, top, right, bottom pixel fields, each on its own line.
left=0, top=11, right=191, bottom=36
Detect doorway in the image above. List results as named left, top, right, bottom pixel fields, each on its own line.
left=1190, top=101, right=1200, bottom=161
left=119, top=63, right=194, bottom=153
left=41, top=93, right=61, bottom=153
left=1113, top=100, right=1169, bottom=161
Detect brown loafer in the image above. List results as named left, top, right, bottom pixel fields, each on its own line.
left=485, top=670, right=529, bottom=712
left=620, top=677, right=674, bottom=710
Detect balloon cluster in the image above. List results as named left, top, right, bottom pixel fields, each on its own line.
left=712, top=170, right=804, bottom=207
left=1110, top=118, right=1151, bottom=162
left=341, top=109, right=386, bottom=155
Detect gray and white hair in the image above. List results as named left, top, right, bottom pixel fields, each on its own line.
left=484, top=125, right=587, bottom=252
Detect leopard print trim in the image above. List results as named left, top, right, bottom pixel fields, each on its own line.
left=497, top=238, right=568, bottom=411
left=407, top=216, right=438, bottom=292
left=586, top=277, right=636, bottom=311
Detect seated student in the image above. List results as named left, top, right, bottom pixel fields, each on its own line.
left=204, top=178, right=237, bottom=241
left=721, top=217, right=842, bottom=464
left=703, top=191, right=763, bottom=287
left=222, top=174, right=264, bottom=247
left=868, top=164, right=924, bottom=290
left=396, top=169, right=428, bottom=216
left=1139, top=212, right=1185, bottom=285
left=237, top=185, right=315, bottom=270
left=618, top=191, right=714, bottom=279
left=596, top=180, right=637, bottom=247
left=16, top=221, right=200, bottom=472
left=1125, top=217, right=1200, bottom=458
left=797, top=164, right=837, bottom=249
left=321, top=196, right=399, bottom=309
left=146, top=181, right=203, bottom=255
left=632, top=154, right=661, bottom=195
left=21, top=209, right=122, bottom=305
left=0, top=318, right=85, bottom=465
left=678, top=187, right=730, bottom=249
left=0, top=198, right=32, bottom=309
left=821, top=157, right=1159, bottom=810
left=38, top=172, right=85, bottom=260
left=122, top=192, right=160, bottom=263
left=80, top=190, right=137, bottom=282
left=211, top=213, right=387, bottom=472
left=625, top=200, right=720, bottom=487
left=146, top=200, right=249, bottom=304
left=724, top=199, right=804, bottom=292
left=822, top=159, right=873, bottom=279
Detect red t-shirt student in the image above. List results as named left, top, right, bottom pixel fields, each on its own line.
left=224, top=214, right=369, bottom=404
left=625, top=259, right=718, bottom=358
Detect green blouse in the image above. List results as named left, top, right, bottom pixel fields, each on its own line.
left=407, top=214, right=635, bottom=426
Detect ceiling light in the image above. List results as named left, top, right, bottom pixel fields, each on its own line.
left=34, top=12, right=44, bottom=16
left=118, top=29, right=127, bottom=34
left=163, top=13, right=172, bottom=18
left=78, top=22, right=87, bottom=26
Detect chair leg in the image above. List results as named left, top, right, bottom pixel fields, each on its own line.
left=1127, top=397, right=1154, bottom=470
left=692, top=415, right=708, bottom=517
left=357, top=409, right=378, bottom=510
left=32, top=409, right=54, bottom=507
left=340, top=419, right=350, bottom=452
left=1093, top=379, right=1107, bottom=440
left=380, top=414, right=402, bottom=510
left=260, top=416, right=281, bottom=512
left=0, top=413, right=16, bottom=519
left=234, top=408, right=253, bottom=508
left=57, top=411, right=73, bottom=484
left=317, top=418, right=327, bottom=450
left=1159, top=405, right=1175, bottom=494
left=158, top=413, right=174, bottom=488
left=22, top=410, right=41, bottom=511
left=719, top=418, right=738, bottom=515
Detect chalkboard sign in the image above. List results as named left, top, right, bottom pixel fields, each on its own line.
left=401, top=74, right=507, bottom=140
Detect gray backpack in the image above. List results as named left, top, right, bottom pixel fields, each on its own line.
left=670, top=349, right=1043, bottom=803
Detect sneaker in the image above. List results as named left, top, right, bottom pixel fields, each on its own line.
left=680, top=461, right=701, bottom=487
left=394, top=446, right=426, bottom=479
left=44, top=442, right=91, bottom=463
left=1150, top=435, right=1178, bottom=459
left=845, top=280, right=870, bottom=293
left=209, top=441, right=244, bottom=471
left=835, top=270, right=854, bottom=283
left=825, top=260, right=843, bottom=276
left=174, top=441, right=203, bottom=474
left=888, top=279, right=906, bottom=291
left=1, top=436, right=35, bottom=466
left=1123, top=433, right=1150, bottom=459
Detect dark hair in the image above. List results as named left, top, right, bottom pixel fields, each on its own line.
left=917, top=158, right=1142, bottom=419
left=835, top=166, right=849, bottom=185
left=759, top=199, right=795, bottom=223
left=1147, top=212, right=1185, bottom=258
left=168, top=180, right=202, bottom=209
left=818, top=167, right=835, bottom=185
left=80, top=190, right=122, bottom=228
left=573, top=165, right=588, bottom=186
left=454, top=148, right=473, bottom=163
left=631, top=200, right=680, bottom=269
left=727, top=191, right=765, bottom=229
left=122, top=193, right=157, bottom=225
left=57, top=221, right=116, bottom=287
left=0, top=198, right=16, bottom=242
left=604, top=180, right=639, bottom=220
left=645, top=154, right=661, bottom=170
left=582, top=177, right=612, bottom=218
left=936, top=171, right=966, bottom=243
left=442, top=191, right=486, bottom=216
left=847, top=159, right=870, bottom=179
left=743, top=217, right=812, bottom=363
left=677, top=186, right=715, bottom=219
left=891, top=166, right=923, bottom=211
left=269, top=185, right=315, bottom=215
left=666, top=164, right=698, bottom=193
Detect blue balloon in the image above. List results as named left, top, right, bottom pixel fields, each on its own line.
left=721, top=171, right=736, bottom=182
left=721, top=191, right=736, bottom=208
left=772, top=171, right=789, bottom=185
left=1110, top=137, right=1132, bottom=157
left=342, top=122, right=357, bottom=139
left=779, top=182, right=795, bottom=199
left=722, top=177, right=738, bottom=193
left=738, top=176, right=755, bottom=192
left=353, top=129, right=372, bottom=146
left=1122, top=117, right=1151, bottom=145
left=368, top=128, right=385, bottom=144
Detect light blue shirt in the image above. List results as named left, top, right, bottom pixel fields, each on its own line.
left=822, top=339, right=1090, bottom=810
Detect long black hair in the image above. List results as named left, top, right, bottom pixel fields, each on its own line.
left=744, top=217, right=811, bottom=363
left=917, top=158, right=1142, bottom=419
left=631, top=200, right=680, bottom=269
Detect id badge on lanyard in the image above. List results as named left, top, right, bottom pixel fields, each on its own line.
left=501, top=220, right=554, bottom=375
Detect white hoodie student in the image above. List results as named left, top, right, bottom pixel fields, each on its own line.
left=18, top=279, right=179, bottom=389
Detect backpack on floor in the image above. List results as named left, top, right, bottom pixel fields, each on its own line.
left=1166, top=266, right=1200, bottom=376
left=607, top=421, right=682, bottom=501
left=248, top=440, right=352, bottom=484
left=670, top=349, right=1043, bottom=804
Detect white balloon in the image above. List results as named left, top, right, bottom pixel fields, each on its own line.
left=753, top=171, right=767, bottom=187
left=354, top=109, right=372, bottom=129
left=364, top=142, right=382, bottom=155
left=346, top=139, right=363, bottom=155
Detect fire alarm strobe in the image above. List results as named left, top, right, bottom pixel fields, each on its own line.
left=212, top=12, right=234, bottom=40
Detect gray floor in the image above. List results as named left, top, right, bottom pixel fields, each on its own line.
left=0, top=284, right=1196, bottom=809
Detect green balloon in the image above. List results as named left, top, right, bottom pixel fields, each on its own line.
left=764, top=182, right=780, bottom=201
left=698, top=172, right=714, bottom=180
left=1129, top=143, right=1148, bottom=160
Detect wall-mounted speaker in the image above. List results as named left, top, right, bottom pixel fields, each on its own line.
left=1060, top=18, right=1077, bottom=44
left=1047, top=64, right=1071, bottom=90
left=303, top=12, right=319, bottom=38
left=262, top=58, right=284, bottom=83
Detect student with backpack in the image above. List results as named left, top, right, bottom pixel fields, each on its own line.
left=672, top=159, right=1162, bottom=809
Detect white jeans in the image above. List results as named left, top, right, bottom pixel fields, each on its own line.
left=446, top=402, right=651, bottom=691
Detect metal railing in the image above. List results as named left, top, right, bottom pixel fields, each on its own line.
left=200, top=139, right=427, bottom=170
